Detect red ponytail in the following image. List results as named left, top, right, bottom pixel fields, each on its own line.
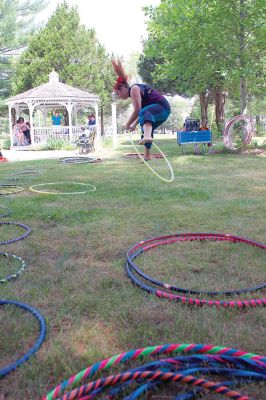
left=112, top=59, right=129, bottom=91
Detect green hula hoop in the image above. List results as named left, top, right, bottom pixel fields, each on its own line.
left=129, top=132, right=174, bottom=183
left=29, top=182, right=96, bottom=195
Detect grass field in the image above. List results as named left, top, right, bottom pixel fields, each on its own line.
left=0, top=136, right=265, bottom=399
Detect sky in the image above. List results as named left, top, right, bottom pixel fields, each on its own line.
left=38, top=0, right=161, bottom=59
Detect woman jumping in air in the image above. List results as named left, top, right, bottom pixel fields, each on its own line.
left=112, top=59, right=171, bottom=161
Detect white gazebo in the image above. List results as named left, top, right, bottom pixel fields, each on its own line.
left=5, top=71, right=101, bottom=147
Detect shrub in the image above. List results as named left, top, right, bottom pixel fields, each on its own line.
left=2, top=138, right=11, bottom=149
left=37, top=138, right=74, bottom=150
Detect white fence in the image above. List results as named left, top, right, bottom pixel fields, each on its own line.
left=32, top=126, right=84, bottom=144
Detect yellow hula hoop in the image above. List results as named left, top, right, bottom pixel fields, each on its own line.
left=129, top=132, right=174, bottom=183
left=29, top=181, right=96, bottom=195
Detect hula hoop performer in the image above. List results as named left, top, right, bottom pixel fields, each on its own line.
left=112, top=59, right=171, bottom=161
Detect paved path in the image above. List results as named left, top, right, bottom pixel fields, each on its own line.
left=2, top=149, right=84, bottom=162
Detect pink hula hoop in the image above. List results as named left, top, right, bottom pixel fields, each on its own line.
left=223, top=115, right=255, bottom=150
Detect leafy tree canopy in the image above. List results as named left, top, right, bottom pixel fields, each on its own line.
left=13, top=1, right=116, bottom=107
left=0, top=0, right=47, bottom=99
left=140, top=0, right=266, bottom=100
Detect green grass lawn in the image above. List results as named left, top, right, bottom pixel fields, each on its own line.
left=0, top=136, right=265, bottom=399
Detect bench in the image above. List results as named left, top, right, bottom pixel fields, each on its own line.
left=177, top=130, right=214, bottom=154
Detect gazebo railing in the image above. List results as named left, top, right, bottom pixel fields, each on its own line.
left=33, top=126, right=84, bottom=143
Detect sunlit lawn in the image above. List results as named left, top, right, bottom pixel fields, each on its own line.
left=0, top=136, right=265, bottom=399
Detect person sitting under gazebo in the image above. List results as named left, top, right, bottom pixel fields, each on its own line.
left=13, top=119, right=25, bottom=146
left=52, top=111, right=62, bottom=126
left=18, top=117, right=31, bottom=144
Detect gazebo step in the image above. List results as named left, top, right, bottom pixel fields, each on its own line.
left=10, top=145, right=35, bottom=151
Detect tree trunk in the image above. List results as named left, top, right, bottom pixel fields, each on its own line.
left=199, top=92, right=209, bottom=127
left=240, top=77, right=247, bottom=114
left=239, top=0, right=247, bottom=114
left=214, top=87, right=227, bottom=133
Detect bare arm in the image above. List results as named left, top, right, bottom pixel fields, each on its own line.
left=125, top=85, right=142, bottom=130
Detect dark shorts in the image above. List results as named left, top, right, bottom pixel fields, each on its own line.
left=23, top=129, right=31, bottom=142
left=139, top=101, right=171, bottom=149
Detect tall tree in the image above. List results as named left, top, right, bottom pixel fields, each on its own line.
left=141, top=0, right=265, bottom=129
left=13, top=2, right=116, bottom=132
left=0, top=0, right=47, bottom=99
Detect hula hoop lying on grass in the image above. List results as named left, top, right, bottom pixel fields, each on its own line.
left=0, top=205, right=12, bottom=218
left=59, top=156, right=102, bottom=164
left=0, top=221, right=31, bottom=245
left=43, top=343, right=266, bottom=400
left=0, top=195, right=12, bottom=204
left=0, top=299, right=46, bottom=378
left=1, top=169, right=44, bottom=183
left=0, top=252, right=27, bottom=283
left=29, top=182, right=96, bottom=195
left=0, top=185, right=24, bottom=195
left=129, top=132, right=174, bottom=183
left=124, top=152, right=167, bottom=159
left=126, top=233, right=266, bottom=308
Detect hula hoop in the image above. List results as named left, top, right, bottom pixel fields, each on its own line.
left=0, top=205, right=12, bottom=218
left=129, top=132, right=174, bottom=183
left=59, top=157, right=101, bottom=164
left=124, top=153, right=167, bottom=159
left=0, top=185, right=24, bottom=195
left=44, top=343, right=266, bottom=400
left=0, top=252, right=27, bottom=283
left=2, top=169, right=44, bottom=182
left=0, top=195, right=12, bottom=204
left=126, top=233, right=266, bottom=308
left=29, top=182, right=96, bottom=195
left=223, top=115, right=255, bottom=150
left=0, top=221, right=31, bottom=245
left=0, top=299, right=46, bottom=377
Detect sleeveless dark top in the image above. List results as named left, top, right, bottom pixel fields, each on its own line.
left=129, top=84, right=170, bottom=111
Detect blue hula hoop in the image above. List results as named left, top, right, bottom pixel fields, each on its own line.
left=0, top=299, right=46, bottom=378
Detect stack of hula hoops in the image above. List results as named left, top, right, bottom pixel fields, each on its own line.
left=0, top=168, right=45, bottom=196
left=223, top=115, right=255, bottom=150
left=43, top=343, right=266, bottom=399
left=126, top=233, right=266, bottom=309
left=59, top=156, right=102, bottom=164
left=124, top=153, right=167, bottom=159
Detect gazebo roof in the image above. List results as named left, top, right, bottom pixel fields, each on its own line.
left=6, top=71, right=100, bottom=104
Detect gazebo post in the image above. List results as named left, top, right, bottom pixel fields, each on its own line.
left=73, top=107, right=77, bottom=126
left=43, top=108, right=47, bottom=126
left=8, top=105, right=14, bottom=147
left=95, top=103, right=99, bottom=135
left=66, top=103, right=73, bottom=141
left=94, top=103, right=102, bottom=152
left=28, top=102, right=35, bottom=145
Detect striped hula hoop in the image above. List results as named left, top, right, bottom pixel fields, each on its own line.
left=0, top=252, right=27, bottom=283
left=124, top=153, right=167, bottom=159
left=0, top=221, right=31, bottom=245
left=43, top=343, right=266, bottom=400
left=223, top=115, right=255, bottom=150
left=126, top=233, right=266, bottom=308
left=59, top=157, right=102, bottom=164
left=0, top=185, right=24, bottom=195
